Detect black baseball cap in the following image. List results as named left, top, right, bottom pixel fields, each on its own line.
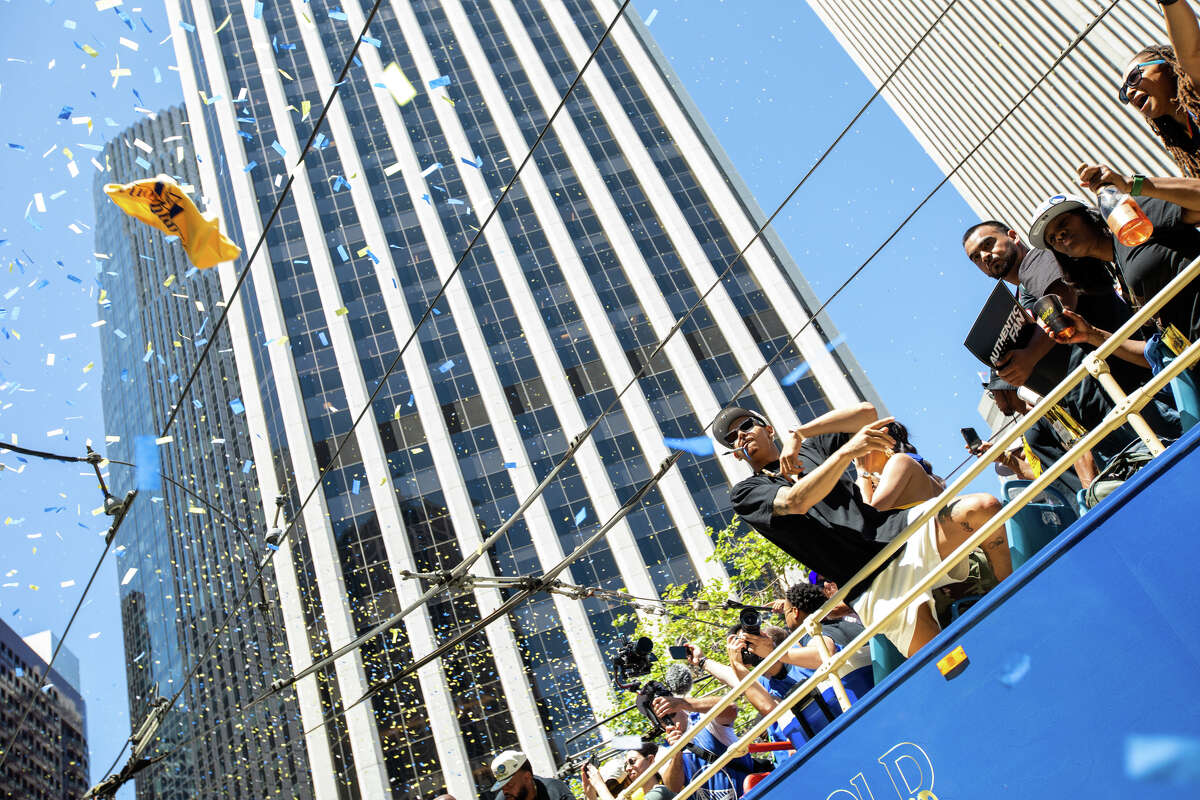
left=710, top=406, right=768, bottom=445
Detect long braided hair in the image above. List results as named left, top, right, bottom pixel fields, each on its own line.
left=1133, top=44, right=1200, bottom=177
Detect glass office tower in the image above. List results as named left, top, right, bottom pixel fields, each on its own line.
left=94, top=106, right=314, bottom=800
left=805, top=0, right=1178, bottom=234
left=163, top=1, right=882, bottom=797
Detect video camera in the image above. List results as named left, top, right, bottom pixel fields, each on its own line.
left=611, top=636, right=656, bottom=690
left=723, top=599, right=774, bottom=666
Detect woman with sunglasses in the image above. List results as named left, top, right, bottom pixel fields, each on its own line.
left=1121, top=1, right=1200, bottom=176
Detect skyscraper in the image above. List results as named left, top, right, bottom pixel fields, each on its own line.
left=805, top=0, right=1177, bottom=231
left=0, top=618, right=88, bottom=799
left=93, top=106, right=313, bottom=800
left=163, top=1, right=881, bottom=797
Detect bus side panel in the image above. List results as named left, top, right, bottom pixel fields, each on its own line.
left=753, top=426, right=1200, bottom=800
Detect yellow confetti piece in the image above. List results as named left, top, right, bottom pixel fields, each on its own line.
left=92, top=506, right=105, bottom=516
left=188, top=506, right=206, bottom=514
left=63, top=147, right=74, bottom=159
left=441, top=94, right=456, bottom=107
left=214, top=12, right=232, bottom=32
left=356, top=246, right=369, bottom=257
left=82, top=44, right=99, bottom=57
left=163, top=274, right=176, bottom=287
left=301, top=99, right=311, bottom=119
left=334, top=306, right=348, bottom=316
left=278, top=67, right=294, bottom=81
left=82, top=361, right=94, bottom=373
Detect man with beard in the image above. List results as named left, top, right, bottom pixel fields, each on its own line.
left=962, top=221, right=1075, bottom=388
left=490, top=751, right=572, bottom=800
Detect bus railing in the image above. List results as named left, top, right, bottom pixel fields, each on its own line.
left=617, top=253, right=1200, bottom=800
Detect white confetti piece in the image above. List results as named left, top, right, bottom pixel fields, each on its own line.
left=120, top=568, right=137, bottom=585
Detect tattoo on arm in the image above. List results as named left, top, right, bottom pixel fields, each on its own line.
left=772, top=486, right=792, bottom=516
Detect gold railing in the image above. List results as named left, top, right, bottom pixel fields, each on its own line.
left=618, top=254, right=1200, bottom=800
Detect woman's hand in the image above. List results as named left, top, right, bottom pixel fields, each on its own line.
left=1077, top=162, right=1131, bottom=194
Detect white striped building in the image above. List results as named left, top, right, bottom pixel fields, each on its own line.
left=806, top=0, right=1180, bottom=234
left=162, top=1, right=881, bottom=797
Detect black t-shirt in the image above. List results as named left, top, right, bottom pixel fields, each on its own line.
left=494, top=777, right=573, bottom=800
left=729, top=433, right=909, bottom=597
left=800, top=617, right=865, bottom=650
left=1015, top=248, right=1073, bottom=383
left=1115, top=196, right=1200, bottom=343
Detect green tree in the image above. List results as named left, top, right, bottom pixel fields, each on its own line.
left=603, top=519, right=804, bottom=737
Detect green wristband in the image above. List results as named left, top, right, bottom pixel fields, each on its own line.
left=1131, top=174, right=1146, bottom=196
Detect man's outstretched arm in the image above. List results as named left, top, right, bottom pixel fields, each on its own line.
left=775, top=418, right=895, bottom=515
left=795, top=402, right=879, bottom=437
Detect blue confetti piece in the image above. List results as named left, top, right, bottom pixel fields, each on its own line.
left=179, top=21, right=195, bottom=31
left=407, top=394, right=415, bottom=407
left=8, top=143, right=25, bottom=151
left=314, top=133, right=327, bottom=150
left=446, top=198, right=465, bottom=205
left=781, top=361, right=810, bottom=386
left=242, top=459, right=253, bottom=474
left=270, top=140, right=286, bottom=157
left=1126, top=735, right=1200, bottom=784
left=461, top=155, right=483, bottom=169
left=120, top=369, right=128, bottom=382
left=422, top=193, right=432, bottom=205
left=229, top=398, right=245, bottom=414
left=57, top=106, right=73, bottom=120
left=134, top=156, right=152, bottom=169
left=244, top=160, right=258, bottom=173
left=351, top=479, right=360, bottom=495
left=663, top=436, right=715, bottom=457
left=317, top=331, right=329, bottom=346
left=328, top=9, right=348, bottom=20
left=134, top=435, right=161, bottom=491
left=574, top=507, right=587, bottom=526
left=361, top=35, right=381, bottom=47
left=428, top=75, right=451, bottom=88
left=337, top=244, right=350, bottom=262
left=438, top=359, right=454, bottom=373
left=253, top=0, right=263, bottom=18
left=503, top=462, right=517, bottom=469
left=66, top=274, right=82, bottom=283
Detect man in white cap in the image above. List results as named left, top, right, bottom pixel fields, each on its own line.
left=490, top=750, right=573, bottom=800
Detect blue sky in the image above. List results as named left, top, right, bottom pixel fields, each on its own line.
left=0, top=0, right=995, bottom=792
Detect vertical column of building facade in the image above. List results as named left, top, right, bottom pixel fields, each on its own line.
left=93, top=107, right=316, bottom=800
left=804, top=0, right=1178, bottom=230
left=162, top=9, right=344, bottom=797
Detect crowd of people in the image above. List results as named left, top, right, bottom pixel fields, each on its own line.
left=480, top=4, right=1200, bottom=799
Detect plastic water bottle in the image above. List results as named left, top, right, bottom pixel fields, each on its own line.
left=1097, top=185, right=1153, bottom=247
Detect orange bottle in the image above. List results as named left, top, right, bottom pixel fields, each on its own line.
left=1097, top=185, right=1153, bottom=247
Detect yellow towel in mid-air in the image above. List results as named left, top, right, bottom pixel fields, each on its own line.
left=104, top=174, right=241, bottom=269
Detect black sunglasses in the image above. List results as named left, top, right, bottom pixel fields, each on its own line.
left=1119, top=59, right=1166, bottom=104
left=723, top=417, right=761, bottom=446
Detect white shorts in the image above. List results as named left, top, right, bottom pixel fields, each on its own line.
left=850, top=499, right=969, bottom=656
